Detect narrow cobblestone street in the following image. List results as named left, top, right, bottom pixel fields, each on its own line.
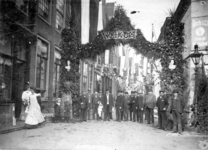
left=0, top=120, right=206, bottom=150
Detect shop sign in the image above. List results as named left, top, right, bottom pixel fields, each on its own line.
left=101, top=30, right=137, bottom=40
left=192, top=17, right=208, bottom=50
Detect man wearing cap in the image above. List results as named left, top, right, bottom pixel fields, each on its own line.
left=137, top=92, right=144, bottom=123
left=92, top=91, right=99, bottom=120
left=115, top=90, right=124, bottom=122
left=103, top=89, right=114, bottom=121
left=157, top=90, right=168, bottom=130
left=144, top=89, right=156, bottom=124
left=123, top=91, right=130, bottom=121
left=169, top=89, right=185, bottom=134
left=87, top=89, right=92, bottom=120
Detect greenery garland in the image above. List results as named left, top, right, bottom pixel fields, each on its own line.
left=60, top=5, right=186, bottom=95
left=159, top=18, right=186, bottom=94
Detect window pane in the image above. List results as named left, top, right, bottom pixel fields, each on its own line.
left=53, top=49, right=61, bottom=97
left=0, top=56, right=12, bottom=101
left=57, top=0, right=64, bottom=14
left=37, top=39, right=48, bottom=58
left=36, top=57, right=41, bottom=88
left=40, top=59, right=46, bottom=89
left=36, top=39, right=48, bottom=90
left=56, top=11, right=64, bottom=31
left=83, top=63, right=87, bottom=76
left=38, top=0, right=50, bottom=21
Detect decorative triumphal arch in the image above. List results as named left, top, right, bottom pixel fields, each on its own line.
left=60, top=5, right=185, bottom=95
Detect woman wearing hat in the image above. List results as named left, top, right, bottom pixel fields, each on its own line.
left=169, top=89, right=185, bottom=134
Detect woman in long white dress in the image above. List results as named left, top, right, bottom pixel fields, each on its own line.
left=25, top=87, right=45, bottom=128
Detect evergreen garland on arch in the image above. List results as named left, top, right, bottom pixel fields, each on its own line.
left=159, top=18, right=186, bottom=94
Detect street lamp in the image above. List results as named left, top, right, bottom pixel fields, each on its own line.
left=186, top=44, right=204, bottom=104
left=187, top=44, right=204, bottom=66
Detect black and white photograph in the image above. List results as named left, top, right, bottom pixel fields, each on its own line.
left=0, top=0, right=208, bottom=149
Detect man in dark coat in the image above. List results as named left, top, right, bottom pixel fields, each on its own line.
left=123, top=91, right=130, bottom=121
left=169, top=89, right=185, bottom=134
left=144, top=89, right=156, bottom=124
left=120, top=91, right=125, bottom=121
left=80, top=91, right=88, bottom=122
left=157, top=90, right=168, bottom=130
left=98, top=91, right=103, bottom=103
left=103, top=89, right=114, bottom=121
left=115, top=90, right=123, bottom=122
left=87, top=89, right=92, bottom=120
left=92, top=91, right=99, bottom=120
left=136, top=92, right=144, bottom=123
left=129, top=91, right=134, bottom=121
left=132, top=91, right=138, bottom=122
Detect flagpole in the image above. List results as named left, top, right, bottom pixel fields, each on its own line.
left=151, top=23, right=153, bottom=43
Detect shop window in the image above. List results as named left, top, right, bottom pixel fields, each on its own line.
left=88, top=64, right=93, bottom=90
left=53, top=49, right=61, bottom=97
left=0, top=55, right=12, bottom=101
left=56, top=0, right=64, bottom=31
left=36, top=39, right=48, bottom=92
left=38, top=0, right=51, bottom=22
left=204, top=55, right=208, bottom=65
left=83, top=63, right=88, bottom=91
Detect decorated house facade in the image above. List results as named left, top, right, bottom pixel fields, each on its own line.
left=0, top=0, right=72, bottom=123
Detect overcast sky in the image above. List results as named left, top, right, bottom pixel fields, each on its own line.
left=106, top=0, right=180, bottom=42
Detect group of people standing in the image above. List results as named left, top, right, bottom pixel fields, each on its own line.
left=79, top=88, right=185, bottom=135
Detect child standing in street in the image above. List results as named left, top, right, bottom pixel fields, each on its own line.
left=98, top=101, right=103, bottom=120
left=54, top=98, right=61, bottom=123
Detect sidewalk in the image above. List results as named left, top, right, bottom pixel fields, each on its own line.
left=0, top=121, right=25, bottom=134
left=0, top=113, right=53, bottom=134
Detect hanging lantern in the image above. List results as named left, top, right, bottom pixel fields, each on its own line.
left=186, top=44, right=204, bottom=66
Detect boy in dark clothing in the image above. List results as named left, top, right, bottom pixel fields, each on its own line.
left=54, top=98, right=61, bottom=123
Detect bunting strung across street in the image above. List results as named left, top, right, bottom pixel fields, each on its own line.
left=101, top=30, right=137, bottom=40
